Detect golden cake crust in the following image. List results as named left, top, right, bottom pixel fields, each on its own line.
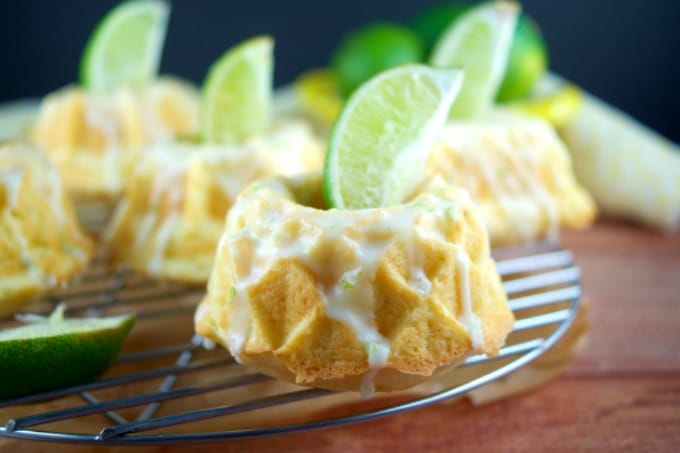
left=195, top=174, right=513, bottom=393
left=0, top=143, right=93, bottom=318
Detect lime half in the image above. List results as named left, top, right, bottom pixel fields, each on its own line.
left=324, top=64, right=463, bottom=209
left=430, top=1, right=518, bottom=118
left=0, top=305, right=135, bottom=400
left=200, top=36, right=273, bottom=144
left=80, top=0, right=169, bottom=92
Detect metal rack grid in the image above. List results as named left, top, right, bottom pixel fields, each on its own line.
left=0, top=236, right=581, bottom=446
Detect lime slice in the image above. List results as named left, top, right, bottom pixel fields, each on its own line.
left=200, top=36, right=273, bottom=144
left=80, top=0, right=169, bottom=91
left=0, top=305, right=135, bottom=400
left=430, top=1, right=518, bottom=118
left=324, top=64, right=463, bottom=209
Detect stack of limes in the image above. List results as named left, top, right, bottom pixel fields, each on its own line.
left=297, top=1, right=554, bottom=124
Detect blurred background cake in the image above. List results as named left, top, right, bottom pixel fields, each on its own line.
left=32, top=78, right=198, bottom=200
left=0, top=143, right=93, bottom=318
left=106, top=36, right=324, bottom=283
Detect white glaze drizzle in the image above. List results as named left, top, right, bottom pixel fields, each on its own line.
left=437, top=117, right=561, bottom=242
left=148, top=213, right=178, bottom=274
left=2, top=168, right=23, bottom=210
left=453, top=245, right=484, bottom=350
left=84, top=94, right=122, bottom=192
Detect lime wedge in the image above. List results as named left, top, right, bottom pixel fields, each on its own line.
left=200, top=36, right=273, bottom=144
left=0, top=305, right=135, bottom=400
left=80, top=0, right=169, bottom=92
left=430, top=1, right=518, bottom=118
left=323, top=64, right=463, bottom=209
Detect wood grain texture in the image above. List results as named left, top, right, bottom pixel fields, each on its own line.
left=562, top=221, right=680, bottom=375
left=2, top=220, right=679, bottom=452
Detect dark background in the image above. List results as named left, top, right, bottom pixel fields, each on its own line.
left=0, top=0, right=678, bottom=141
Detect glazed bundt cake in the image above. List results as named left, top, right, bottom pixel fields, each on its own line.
left=0, top=143, right=93, bottom=318
left=195, top=174, right=513, bottom=394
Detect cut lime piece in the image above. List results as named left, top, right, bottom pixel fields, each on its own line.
left=411, top=3, right=546, bottom=104
left=430, top=1, right=518, bottom=118
left=200, top=36, right=273, bottom=144
left=324, top=64, right=463, bottom=209
left=80, top=0, right=169, bottom=92
left=0, top=305, right=135, bottom=400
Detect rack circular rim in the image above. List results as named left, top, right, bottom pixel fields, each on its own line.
left=0, top=244, right=582, bottom=446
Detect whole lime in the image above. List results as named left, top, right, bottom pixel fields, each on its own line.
left=410, top=2, right=472, bottom=53
left=331, top=22, right=425, bottom=96
left=496, top=13, right=548, bottom=102
left=410, top=3, right=548, bottom=103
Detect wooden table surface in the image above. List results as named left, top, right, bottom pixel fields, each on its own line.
left=4, top=220, right=679, bottom=452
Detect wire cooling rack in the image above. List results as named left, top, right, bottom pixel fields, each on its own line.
left=0, top=206, right=582, bottom=446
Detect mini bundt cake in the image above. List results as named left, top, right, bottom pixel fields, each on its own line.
left=31, top=77, right=198, bottom=200
left=0, top=143, right=93, bottom=318
left=426, top=109, right=597, bottom=246
left=106, top=120, right=323, bottom=283
left=195, top=174, right=513, bottom=394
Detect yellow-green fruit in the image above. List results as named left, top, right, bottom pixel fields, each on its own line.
left=0, top=314, right=135, bottom=400
left=331, top=22, right=425, bottom=96
left=410, top=1, right=472, bottom=53
left=411, top=3, right=548, bottom=103
left=496, top=14, right=548, bottom=102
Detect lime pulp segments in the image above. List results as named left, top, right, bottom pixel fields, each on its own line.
left=324, top=64, right=463, bottom=209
